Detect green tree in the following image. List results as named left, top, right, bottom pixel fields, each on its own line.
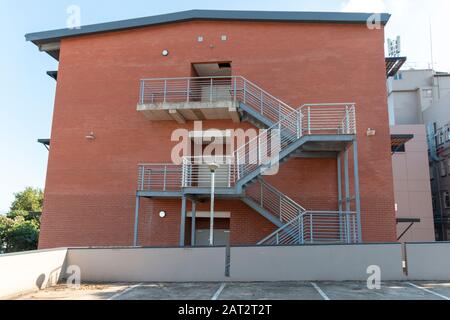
left=0, top=215, right=14, bottom=252
left=8, top=187, right=43, bottom=221
left=3, top=218, right=40, bottom=253
left=0, top=187, right=43, bottom=253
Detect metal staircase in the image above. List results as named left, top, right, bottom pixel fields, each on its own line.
left=137, top=76, right=359, bottom=245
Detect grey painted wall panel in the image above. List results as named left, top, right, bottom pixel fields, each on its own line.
left=230, top=244, right=404, bottom=281
left=66, top=247, right=227, bottom=282
left=0, top=248, right=68, bottom=299
left=406, top=242, right=450, bottom=280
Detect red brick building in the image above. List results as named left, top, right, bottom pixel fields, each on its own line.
left=27, top=10, right=396, bottom=249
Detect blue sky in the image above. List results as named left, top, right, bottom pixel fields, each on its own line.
left=0, top=0, right=448, bottom=213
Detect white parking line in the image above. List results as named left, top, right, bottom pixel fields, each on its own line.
left=407, top=282, right=450, bottom=300
left=212, top=283, right=226, bottom=300
left=108, top=283, right=144, bottom=300
left=311, top=282, right=330, bottom=300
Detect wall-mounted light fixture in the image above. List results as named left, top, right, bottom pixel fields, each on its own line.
left=159, top=211, right=167, bottom=218
left=162, top=49, right=169, bottom=57
left=367, top=128, right=376, bottom=136
left=85, top=132, right=96, bottom=140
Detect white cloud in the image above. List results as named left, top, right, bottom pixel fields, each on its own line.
left=341, top=0, right=387, bottom=13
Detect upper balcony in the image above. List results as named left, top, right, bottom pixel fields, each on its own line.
left=137, top=77, right=243, bottom=123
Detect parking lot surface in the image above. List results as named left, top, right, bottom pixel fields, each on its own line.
left=15, top=281, right=450, bottom=300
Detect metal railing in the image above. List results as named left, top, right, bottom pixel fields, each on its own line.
left=434, top=125, right=450, bottom=147
left=300, top=103, right=356, bottom=135
left=258, top=211, right=358, bottom=245
left=139, top=76, right=296, bottom=125
left=232, top=103, right=355, bottom=183
left=138, top=164, right=183, bottom=192
left=139, top=77, right=356, bottom=135
left=245, top=179, right=306, bottom=224
left=139, top=77, right=356, bottom=186
left=182, top=156, right=237, bottom=188
left=234, top=109, right=300, bottom=181
left=137, top=76, right=359, bottom=245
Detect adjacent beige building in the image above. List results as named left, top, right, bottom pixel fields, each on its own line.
left=388, top=68, right=450, bottom=241
left=391, top=125, right=435, bottom=241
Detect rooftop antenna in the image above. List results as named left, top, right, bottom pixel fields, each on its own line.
left=387, top=36, right=401, bottom=57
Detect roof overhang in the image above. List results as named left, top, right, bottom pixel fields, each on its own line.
left=386, top=57, right=407, bottom=77
left=25, top=10, right=391, bottom=61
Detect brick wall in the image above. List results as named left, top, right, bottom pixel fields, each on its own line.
left=39, top=20, right=395, bottom=248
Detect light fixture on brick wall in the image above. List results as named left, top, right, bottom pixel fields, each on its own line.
left=367, top=128, right=376, bottom=136
left=159, top=211, right=167, bottom=218
left=85, top=132, right=96, bottom=140
left=162, top=49, right=169, bottom=57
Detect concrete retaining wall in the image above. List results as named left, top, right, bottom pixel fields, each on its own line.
left=66, top=247, right=227, bottom=282
left=230, top=244, right=404, bottom=281
left=0, top=248, right=67, bottom=299
left=3, top=242, right=450, bottom=299
left=406, top=242, right=450, bottom=280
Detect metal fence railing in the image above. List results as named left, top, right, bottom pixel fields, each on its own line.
left=139, top=77, right=356, bottom=185
left=182, top=156, right=237, bottom=188
left=258, top=211, right=359, bottom=245
left=139, top=76, right=297, bottom=125
left=138, top=164, right=182, bottom=192
left=245, top=179, right=306, bottom=224
left=299, top=103, right=356, bottom=135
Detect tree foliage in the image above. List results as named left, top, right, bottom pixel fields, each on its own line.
left=0, top=187, right=43, bottom=253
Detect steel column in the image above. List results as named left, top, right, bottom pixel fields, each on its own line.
left=187, top=79, right=190, bottom=102
left=179, top=196, right=187, bottom=247
left=191, top=200, right=197, bottom=246
left=353, top=140, right=362, bottom=243
left=210, top=171, right=216, bottom=246
left=163, top=80, right=167, bottom=102
left=233, top=78, right=237, bottom=103
left=133, top=195, right=140, bottom=247
left=307, top=107, right=311, bottom=134
left=140, top=166, right=145, bottom=191
left=140, top=80, right=144, bottom=104
left=210, top=78, right=213, bottom=102
left=344, top=149, right=351, bottom=243
left=337, top=153, right=343, bottom=242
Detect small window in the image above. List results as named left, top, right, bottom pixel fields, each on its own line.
left=440, top=161, right=447, bottom=177
left=394, top=72, right=403, bottom=80
left=438, top=130, right=445, bottom=145
left=391, top=144, right=405, bottom=153
left=444, top=191, right=450, bottom=209
left=432, top=196, right=437, bottom=211
left=218, top=62, right=231, bottom=69
left=422, top=88, right=433, bottom=98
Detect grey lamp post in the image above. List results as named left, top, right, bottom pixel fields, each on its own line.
left=208, top=162, right=220, bottom=246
